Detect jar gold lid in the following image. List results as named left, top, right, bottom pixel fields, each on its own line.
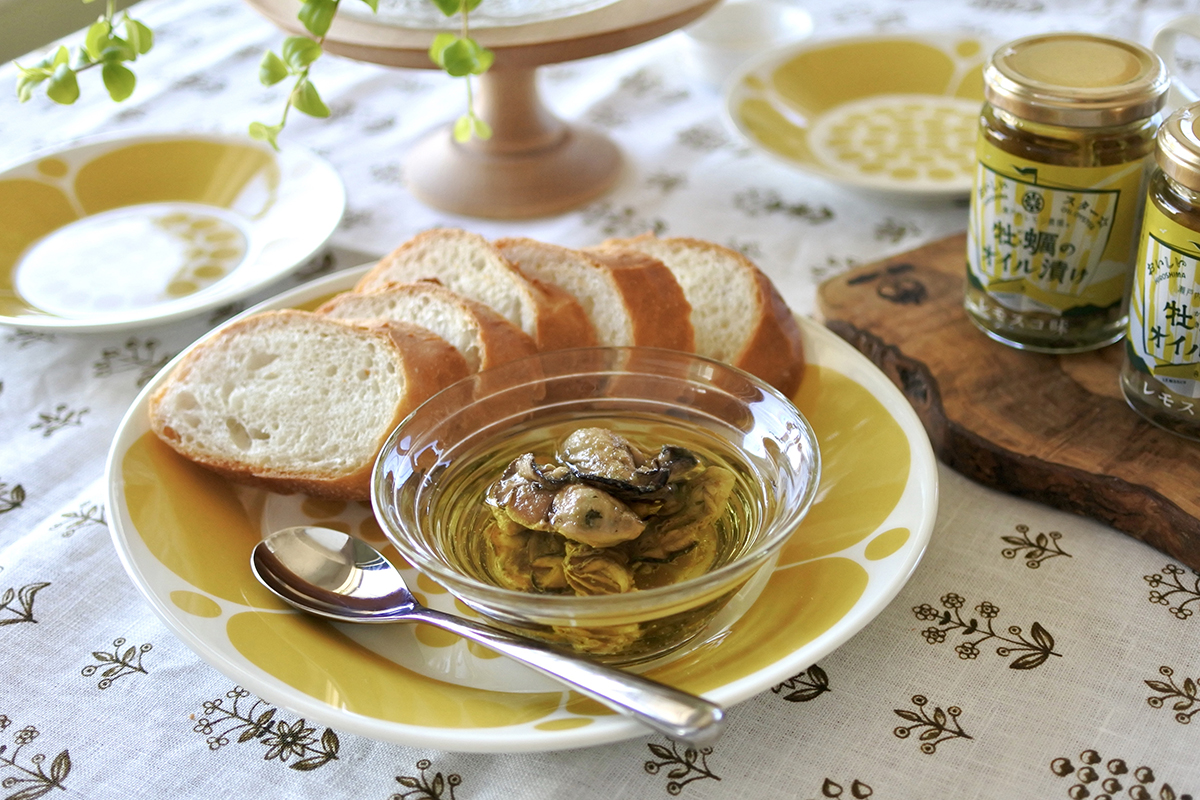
left=1157, top=103, right=1200, bottom=192
left=985, top=33, right=1168, bottom=127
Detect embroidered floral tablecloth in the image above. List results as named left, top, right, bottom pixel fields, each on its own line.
left=3, top=0, right=1200, bottom=797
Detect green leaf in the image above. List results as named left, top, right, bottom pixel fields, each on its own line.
left=429, top=0, right=462, bottom=15
left=46, top=64, right=80, bottom=104
left=100, top=39, right=137, bottom=63
left=249, top=120, right=283, bottom=150
left=85, top=20, right=111, bottom=61
left=440, top=38, right=482, bottom=77
left=474, top=43, right=494, bottom=74
left=124, top=18, right=154, bottom=55
left=52, top=45, right=71, bottom=68
left=16, top=70, right=49, bottom=103
left=471, top=115, right=492, bottom=139
left=290, top=78, right=329, bottom=117
left=464, top=0, right=483, bottom=12
left=102, top=62, right=136, bottom=101
left=298, top=0, right=337, bottom=37
left=428, top=32, right=456, bottom=68
left=259, top=50, right=289, bottom=85
left=282, top=36, right=322, bottom=70
left=358, top=0, right=379, bottom=11
left=453, top=114, right=472, bottom=142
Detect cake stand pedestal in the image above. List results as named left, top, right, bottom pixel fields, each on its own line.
left=245, top=0, right=719, bottom=218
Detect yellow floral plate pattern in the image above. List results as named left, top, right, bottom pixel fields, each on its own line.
left=105, top=267, right=938, bottom=752
left=0, top=133, right=344, bottom=332
left=726, top=33, right=989, bottom=196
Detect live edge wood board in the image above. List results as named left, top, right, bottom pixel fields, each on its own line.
left=817, top=232, right=1200, bottom=571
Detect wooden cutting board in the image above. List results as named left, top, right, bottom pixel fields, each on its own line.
left=817, top=233, right=1200, bottom=570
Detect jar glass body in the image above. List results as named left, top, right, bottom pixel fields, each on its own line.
left=1119, top=169, right=1200, bottom=440
left=965, top=103, right=1160, bottom=352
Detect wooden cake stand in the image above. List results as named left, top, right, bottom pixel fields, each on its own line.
left=245, top=0, right=719, bottom=218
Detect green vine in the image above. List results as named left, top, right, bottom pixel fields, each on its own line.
left=14, top=0, right=152, bottom=104
left=13, top=0, right=493, bottom=149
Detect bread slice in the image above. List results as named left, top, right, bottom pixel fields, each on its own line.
left=355, top=228, right=597, bottom=351
left=592, top=234, right=805, bottom=396
left=495, top=237, right=694, bottom=351
left=148, top=310, right=468, bottom=500
left=316, top=282, right=538, bottom=373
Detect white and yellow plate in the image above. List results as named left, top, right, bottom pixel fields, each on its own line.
left=0, top=133, right=344, bottom=332
left=726, top=33, right=990, bottom=196
left=105, top=267, right=938, bottom=753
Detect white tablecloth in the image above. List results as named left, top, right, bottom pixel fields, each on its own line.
left=3, top=1, right=1200, bottom=797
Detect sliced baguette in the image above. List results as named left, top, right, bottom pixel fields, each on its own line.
left=356, top=228, right=597, bottom=351
left=149, top=310, right=468, bottom=500
left=592, top=234, right=805, bottom=396
left=495, top=237, right=694, bottom=351
left=316, top=282, right=538, bottom=373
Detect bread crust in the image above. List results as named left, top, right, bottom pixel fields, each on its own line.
left=149, top=311, right=468, bottom=500
left=498, top=237, right=695, bottom=352
left=316, top=282, right=538, bottom=373
left=585, top=247, right=695, bottom=352
left=355, top=228, right=596, bottom=351
left=598, top=234, right=805, bottom=397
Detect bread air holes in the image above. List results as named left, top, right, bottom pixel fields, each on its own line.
left=245, top=351, right=279, bottom=372
left=225, top=417, right=270, bottom=450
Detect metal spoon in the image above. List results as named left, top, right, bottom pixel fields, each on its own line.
left=250, top=526, right=724, bottom=745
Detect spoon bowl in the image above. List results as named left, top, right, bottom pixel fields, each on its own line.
left=251, top=525, right=725, bottom=746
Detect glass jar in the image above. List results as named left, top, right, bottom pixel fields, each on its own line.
left=966, top=33, right=1169, bottom=352
left=1120, top=103, right=1200, bottom=441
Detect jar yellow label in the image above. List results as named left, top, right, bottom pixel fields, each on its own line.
left=967, top=138, right=1148, bottom=314
left=1127, top=198, right=1200, bottom=397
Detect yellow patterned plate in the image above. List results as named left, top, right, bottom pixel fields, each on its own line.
left=105, top=267, right=938, bottom=752
left=726, top=33, right=989, bottom=196
left=0, top=133, right=343, bottom=332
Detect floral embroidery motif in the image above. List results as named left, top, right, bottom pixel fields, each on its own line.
left=370, top=163, right=404, bottom=184
left=30, top=405, right=87, bottom=438
left=0, top=583, right=49, bottom=626
left=874, top=218, right=922, bottom=243
left=0, top=484, right=25, bottom=516
left=206, top=302, right=245, bottom=327
left=4, top=331, right=55, bottom=349
left=1145, top=666, right=1200, bottom=725
left=725, top=238, right=763, bottom=260
left=733, top=189, right=834, bottom=223
left=892, top=695, right=972, bottom=754
left=811, top=255, right=861, bottom=284
left=644, top=740, right=720, bottom=795
left=581, top=202, right=667, bottom=238
left=912, top=593, right=1061, bottom=669
left=811, top=778, right=873, bottom=798
left=81, top=638, right=151, bottom=689
left=1145, top=564, right=1200, bottom=620
left=1001, top=524, right=1071, bottom=568
left=676, top=123, right=729, bottom=152
left=0, top=717, right=71, bottom=800
left=772, top=664, right=830, bottom=703
left=192, top=687, right=340, bottom=771
left=50, top=503, right=105, bottom=538
left=93, top=337, right=173, bottom=388
left=340, top=208, right=374, bottom=230
left=1050, top=751, right=1192, bottom=800
left=646, top=171, right=686, bottom=194
left=390, top=760, right=461, bottom=800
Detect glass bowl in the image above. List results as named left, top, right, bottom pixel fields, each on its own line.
left=372, top=347, right=820, bottom=666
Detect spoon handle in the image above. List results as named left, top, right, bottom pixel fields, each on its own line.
left=411, top=607, right=724, bottom=745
